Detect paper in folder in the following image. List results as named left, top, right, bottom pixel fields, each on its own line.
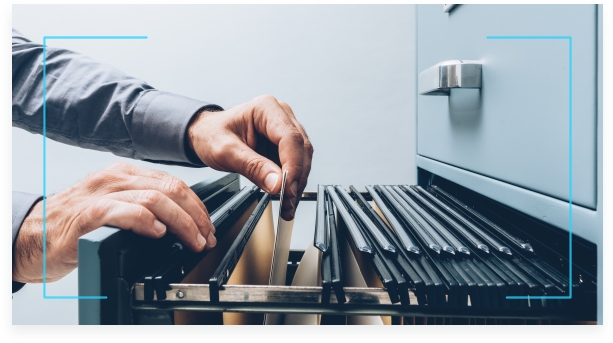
left=265, top=171, right=295, bottom=325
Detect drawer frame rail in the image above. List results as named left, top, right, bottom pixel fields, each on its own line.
left=131, top=283, right=584, bottom=320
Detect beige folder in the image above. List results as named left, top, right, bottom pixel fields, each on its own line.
left=174, top=199, right=275, bottom=325
left=283, top=242, right=322, bottom=325
left=337, top=212, right=386, bottom=325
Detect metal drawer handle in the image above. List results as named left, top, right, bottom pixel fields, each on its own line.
left=419, top=60, right=482, bottom=96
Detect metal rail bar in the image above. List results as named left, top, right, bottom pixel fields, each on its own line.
left=131, top=283, right=583, bottom=320
left=271, top=191, right=373, bottom=202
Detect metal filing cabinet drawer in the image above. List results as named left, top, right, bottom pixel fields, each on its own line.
left=416, top=4, right=597, bottom=209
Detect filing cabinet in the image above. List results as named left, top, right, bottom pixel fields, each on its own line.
left=416, top=4, right=602, bottom=323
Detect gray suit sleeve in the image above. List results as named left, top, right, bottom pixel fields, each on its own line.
left=12, top=28, right=224, bottom=292
left=12, top=191, right=43, bottom=293
left=12, top=28, right=223, bottom=166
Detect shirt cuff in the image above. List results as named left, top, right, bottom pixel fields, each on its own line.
left=131, top=90, right=223, bottom=166
left=12, top=191, right=43, bottom=293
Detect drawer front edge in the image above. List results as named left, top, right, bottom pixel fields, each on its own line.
left=416, top=155, right=600, bottom=245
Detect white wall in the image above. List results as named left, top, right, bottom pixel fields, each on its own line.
left=12, top=4, right=416, bottom=324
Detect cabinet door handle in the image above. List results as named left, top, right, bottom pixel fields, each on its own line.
left=419, top=60, right=482, bottom=95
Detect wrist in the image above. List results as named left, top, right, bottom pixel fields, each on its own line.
left=13, top=200, right=43, bottom=283
left=187, top=109, right=222, bottom=164
left=187, top=109, right=206, bottom=158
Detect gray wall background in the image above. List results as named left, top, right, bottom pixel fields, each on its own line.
left=12, top=5, right=416, bottom=324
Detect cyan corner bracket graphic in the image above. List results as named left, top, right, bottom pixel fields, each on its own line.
left=486, top=35, right=573, bottom=300
left=42, top=35, right=147, bottom=299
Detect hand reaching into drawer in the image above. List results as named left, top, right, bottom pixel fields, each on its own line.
left=187, top=95, right=314, bottom=221
left=12, top=162, right=217, bottom=283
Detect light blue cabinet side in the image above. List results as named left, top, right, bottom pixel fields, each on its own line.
left=78, top=227, right=120, bottom=325
left=595, top=4, right=603, bottom=326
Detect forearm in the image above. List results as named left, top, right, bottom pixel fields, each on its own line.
left=11, top=28, right=222, bottom=166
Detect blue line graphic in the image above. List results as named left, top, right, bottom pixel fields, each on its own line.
left=486, top=35, right=573, bottom=300
left=42, top=35, right=147, bottom=300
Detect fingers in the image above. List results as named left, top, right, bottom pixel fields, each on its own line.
left=123, top=190, right=215, bottom=251
left=103, top=162, right=214, bottom=238
left=76, top=198, right=166, bottom=239
left=83, top=191, right=215, bottom=252
left=213, top=138, right=283, bottom=194
left=252, top=95, right=305, bottom=201
left=127, top=174, right=214, bottom=236
left=277, top=101, right=314, bottom=219
left=107, top=162, right=210, bottom=219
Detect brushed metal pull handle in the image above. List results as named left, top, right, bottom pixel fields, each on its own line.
left=419, top=60, right=482, bottom=96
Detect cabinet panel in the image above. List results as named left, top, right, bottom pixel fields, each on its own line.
left=416, top=4, right=597, bottom=208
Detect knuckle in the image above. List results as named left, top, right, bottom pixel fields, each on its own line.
left=162, top=178, right=185, bottom=199
left=198, top=200, right=208, bottom=212
left=287, top=130, right=304, bottom=146
left=133, top=206, right=148, bottom=223
left=257, top=94, right=277, bottom=103
left=141, top=190, right=162, bottom=207
left=243, top=158, right=267, bottom=180
left=87, top=170, right=110, bottom=184
left=304, top=140, right=314, bottom=156
left=181, top=216, right=195, bottom=231
left=152, top=169, right=169, bottom=178
left=107, top=162, right=131, bottom=171
left=197, top=212, right=210, bottom=229
left=253, top=94, right=278, bottom=110
left=278, top=101, right=292, bottom=112
left=85, top=170, right=123, bottom=192
left=167, top=210, right=180, bottom=228
left=90, top=199, right=113, bottom=218
left=85, top=173, right=106, bottom=192
left=299, top=124, right=311, bottom=139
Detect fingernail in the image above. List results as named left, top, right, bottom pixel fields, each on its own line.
left=153, top=220, right=166, bottom=235
left=207, top=232, right=217, bottom=248
left=210, top=224, right=216, bottom=234
left=197, top=234, right=206, bottom=247
left=264, top=173, right=279, bottom=193
left=290, top=181, right=298, bottom=197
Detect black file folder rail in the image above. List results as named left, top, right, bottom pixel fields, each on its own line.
left=140, top=184, right=261, bottom=302
left=319, top=189, right=346, bottom=304
left=327, top=193, right=346, bottom=305
left=209, top=192, right=271, bottom=303
left=129, top=174, right=597, bottom=323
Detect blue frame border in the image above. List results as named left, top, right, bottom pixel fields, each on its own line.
left=42, top=35, right=147, bottom=300
left=486, top=35, right=573, bottom=300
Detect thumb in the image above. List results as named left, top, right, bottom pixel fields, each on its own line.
left=225, top=141, right=282, bottom=194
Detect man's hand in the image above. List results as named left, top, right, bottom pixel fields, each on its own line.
left=12, top=162, right=216, bottom=284
left=188, top=95, right=313, bottom=221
